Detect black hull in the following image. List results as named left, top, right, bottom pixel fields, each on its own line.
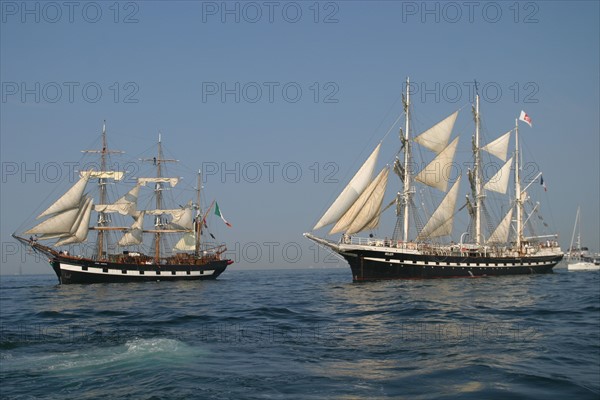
left=50, top=257, right=231, bottom=284
left=342, top=249, right=563, bottom=281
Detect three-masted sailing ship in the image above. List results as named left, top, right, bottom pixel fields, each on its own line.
left=13, top=124, right=232, bottom=284
left=305, top=78, right=564, bottom=280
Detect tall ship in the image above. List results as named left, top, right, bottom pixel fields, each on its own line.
left=305, top=79, right=564, bottom=281
left=14, top=123, right=233, bottom=284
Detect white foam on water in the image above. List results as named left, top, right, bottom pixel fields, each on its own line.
left=2, top=338, right=206, bottom=374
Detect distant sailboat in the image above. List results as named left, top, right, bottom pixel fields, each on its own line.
left=305, top=78, right=564, bottom=281
left=567, top=207, right=600, bottom=271
left=13, top=123, right=233, bottom=284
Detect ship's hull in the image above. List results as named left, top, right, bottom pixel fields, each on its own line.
left=343, top=249, right=562, bottom=281
left=50, top=256, right=231, bottom=284
left=567, top=261, right=600, bottom=271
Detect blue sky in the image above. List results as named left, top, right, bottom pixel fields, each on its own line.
left=1, top=1, right=599, bottom=274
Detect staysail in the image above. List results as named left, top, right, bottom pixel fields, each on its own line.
left=487, top=207, right=514, bottom=244
left=329, top=167, right=390, bottom=235
left=174, top=233, right=196, bottom=251
left=415, top=137, right=459, bottom=192
left=481, top=131, right=511, bottom=162
left=416, top=176, right=461, bottom=240
left=54, top=197, right=94, bottom=246
left=36, top=172, right=91, bottom=219
left=313, top=143, right=381, bottom=230
left=414, top=111, right=458, bottom=153
left=483, top=157, right=513, bottom=194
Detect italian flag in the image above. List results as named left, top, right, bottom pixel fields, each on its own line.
left=214, top=202, right=232, bottom=227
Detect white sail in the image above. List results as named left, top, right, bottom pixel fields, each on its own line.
left=37, top=172, right=90, bottom=218
left=145, top=208, right=192, bottom=226
left=54, top=198, right=94, bottom=246
left=26, top=207, right=81, bottom=235
left=174, top=232, right=196, bottom=251
left=481, top=131, right=511, bottom=162
left=415, top=137, right=459, bottom=192
left=118, top=211, right=145, bottom=246
left=417, top=176, right=461, bottom=240
left=484, top=157, right=513, bottom=194
left=330, top=167, right=389, bottom=235
left=71, top=197, right=94, bottom=242
left=414, top=111, right=458, bottom=154
left=487, top=208, right=514, bottom=244
left=313, top=143, right=381, bottom=230
left=138, top=177, right=179, bottom=187
left=70, top=197, right=92, bottom=234
left=94, top=184, right=140, bottom=215
left=36, top=233, right=71, bottom=240
left=80, top=170, right=125, bottom=181
left=168, top=205, right=194, bottom=230
left=346, top=168, right=390, bottom=235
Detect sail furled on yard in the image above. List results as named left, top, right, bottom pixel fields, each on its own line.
left=138, top=177, right=179, bottom=187
left=484, top=157, right=513, bottom=194
left=329, top=167, right=390, bottom=235
left=416, top=176, right=461, bottom=240
left=94, top=184, right=140, bottom=215
left=313, top=143, right=381, bottom=230
left=415, top=137, right=459, bottom=192
left=481, top=131, right=511, bottom=162
left=37, top=172, right=91, bottom=219
left=414, top=111, right=458, bottom=154
left=487, top=208, right=514, bottom=244
left=80, top=170, right=125, bottom=181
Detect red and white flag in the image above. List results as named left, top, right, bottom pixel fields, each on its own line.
left=519, top=110, right=532, bottom=127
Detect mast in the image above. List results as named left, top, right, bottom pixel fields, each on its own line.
left=154, top=133, right=163, bottom=263
left=515, top=118, right=523, bottom=251
left=402, top=77, right=411, bottom=242
left=82, top=121, right=123, bottom=260
left=474, top=93, right=483, bottom=246
left=195, top=170, right=202, bottom=256
left=576, top=207, right=582, bottom=254
left=98, top=122, right=108, bottom=258
left=568, top=206, right=581, bottom=259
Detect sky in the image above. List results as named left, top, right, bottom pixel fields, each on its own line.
left=1, top=0, right=599, bottom=275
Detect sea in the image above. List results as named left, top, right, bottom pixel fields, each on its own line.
left=1, top=263, right=599, bottom=399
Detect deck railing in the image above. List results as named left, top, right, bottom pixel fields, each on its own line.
left=340, top=235, right=561, bottom=258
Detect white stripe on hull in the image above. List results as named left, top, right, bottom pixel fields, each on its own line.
left=60, top=262, right=215, bottom=277
left=362, top=257, right=556, bottom=269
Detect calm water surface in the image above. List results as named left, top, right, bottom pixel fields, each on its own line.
left=1, top=264, right=599, bottom=399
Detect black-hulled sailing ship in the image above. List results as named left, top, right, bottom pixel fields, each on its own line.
left=13, top=124, right=232, bottom=284
left=305, top=78, right=564, bottom=281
